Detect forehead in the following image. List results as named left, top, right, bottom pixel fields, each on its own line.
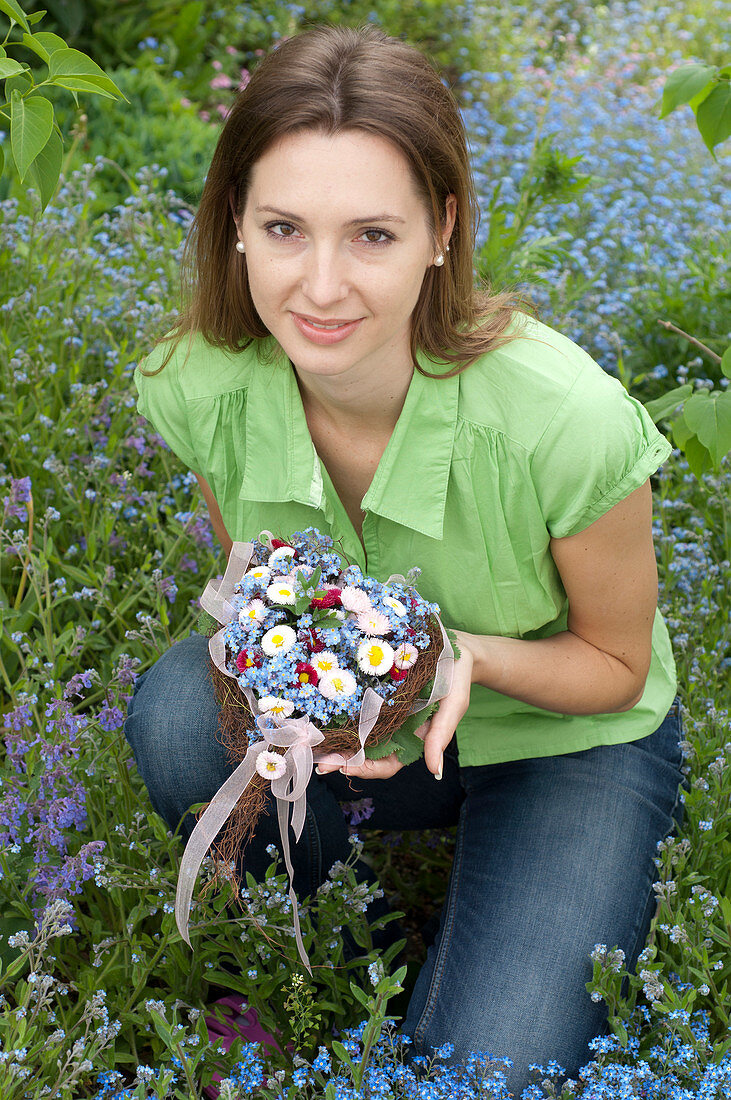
left=245, top=128, right=428, bottom=219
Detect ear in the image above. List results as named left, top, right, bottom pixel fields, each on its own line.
left=442, top=193, right=457, bottom=248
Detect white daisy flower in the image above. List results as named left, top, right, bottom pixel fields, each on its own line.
left=261, top=624, right=297, bottom=656
left=357, top=638, right=395, bottom=676
left=255, top=750, right=287, bottom=780
left=312, top=650, right=340, bottom=675
left=318, top=668, right=358, bottom=700
left=245, top=565, right=271, bottom=582
left=394, top=642, right=419, bottom=669
left=258, top=696, right=295, bottom=718
left=238, top=599, right=267, bottom=627
left=268, top=546, right=295, bottom=569
left=340, top=586, right=372, bottom=614
left=266, top=578, right=297, bottom=605
left=356, top=610, right=392, bottom=636
left=383, top=596, right=407, bottom=617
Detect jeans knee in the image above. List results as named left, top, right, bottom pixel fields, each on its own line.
left=123, top=634, right=231, bottom=833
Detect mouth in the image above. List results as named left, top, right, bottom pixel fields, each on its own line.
left=291, top=312, right=364, bottom=345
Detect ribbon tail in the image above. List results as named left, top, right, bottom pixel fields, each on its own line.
left=175, top=749, right=261, bottom=946
left=408, top=615, right=455, bottom=715
left=277, top=794, right=313, bottom=976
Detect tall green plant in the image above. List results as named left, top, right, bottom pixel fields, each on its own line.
left=639, top=61, right=731, bottom=478
left=0, top=0, right=124, bottom=209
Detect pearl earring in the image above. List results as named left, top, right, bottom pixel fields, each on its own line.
left=434, top=253, right=445, bottom=267
left=235, top=241, right=245, bottom=254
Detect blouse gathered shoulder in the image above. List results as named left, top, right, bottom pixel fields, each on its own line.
left=134, top=313, right=676, bottom=767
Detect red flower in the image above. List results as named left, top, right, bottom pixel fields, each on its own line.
left=310, top=587, right=342, bottom=610
left=296, top=662, right=319, bottom=686
left=390, top=667, right=409, bottom=683
left=236, top=650, right=253, bottom=673
left=271, top=538, right=292, bottom=550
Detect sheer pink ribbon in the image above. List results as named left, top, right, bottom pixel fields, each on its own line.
left=175, top=542, right=454, bottom=973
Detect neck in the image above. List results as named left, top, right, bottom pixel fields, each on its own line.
left=292, top=357, right=415, bottom=436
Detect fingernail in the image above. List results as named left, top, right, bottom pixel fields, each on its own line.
left=315, top=765, right=324, bottom=775
left=435, top=761, right=443, bottom=781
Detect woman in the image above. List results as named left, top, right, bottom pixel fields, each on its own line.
left=125, top=24, right=686, bottom=1093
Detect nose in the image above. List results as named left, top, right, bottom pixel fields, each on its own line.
left=299, top=243, right=349, bottom=308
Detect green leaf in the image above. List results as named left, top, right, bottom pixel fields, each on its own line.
left=0, top=143, right=3, bottom=177
left=0, top=0, right=31, bottom=32
left=696, top=81, right=731, bottom=153
left=49, top=74, right=119, bottom=100
left=27, top=123, right=61, bottom=210
left=722, top=347, right=731, bottom=381
left=48, top=47, right=124, bottom=99
left=331, top=1040, right=357, bottom=1075
left=683, top=434, right=714, bottom=479
left=643, top=384, right=693, bottom=423
left=3, top=69, right=32, bottom=97
left=31, top=31, right=69, bottom=57
left=683, top=390, right=731, bottom=465
left=659, top=64, right=716, bottom=118
left=0, top=57, right=26, bottom=78
left=10, top=91, right=54, bottom=181
left=27, top=9, right=47, bottom=24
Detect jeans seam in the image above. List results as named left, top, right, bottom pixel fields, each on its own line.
left=412, top=802, right=468, bottom=1050
left=624, top=734, right=686, bottom=970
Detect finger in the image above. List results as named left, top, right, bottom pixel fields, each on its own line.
left=423, top=694, right=468, bottom=777
left=341, top=754, right=403, bottom=780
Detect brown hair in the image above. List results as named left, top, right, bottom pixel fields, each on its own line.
left=151, top=23, right=535, bottom=378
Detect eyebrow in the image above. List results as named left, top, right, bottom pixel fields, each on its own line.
left=254, top=205, right=406, bottom=226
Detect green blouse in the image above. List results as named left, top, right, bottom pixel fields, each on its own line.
left=135, top=313, right=676, bottom=767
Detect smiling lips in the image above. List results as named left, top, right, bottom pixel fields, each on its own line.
left=292, top=312, right=364, bottom=345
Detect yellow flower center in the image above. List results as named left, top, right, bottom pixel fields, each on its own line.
left=272, top=634, right=284, bottom=647
left=265, top=760, right=278, bottom=772
left=332, top=677, right=344, bottom=693
left=369, top=646, right=384, bottom=665
left=318, top=659, right=333, bottom=670
left=278, top=588, right=290, bottom=597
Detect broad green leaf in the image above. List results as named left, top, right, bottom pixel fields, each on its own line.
left=48, top=47, right=124, bottom=98
left=683, top=390, right=731, bottom=464
left=49, top=74, right=120, bottom=100
left=10, top=91, right=54, bottom=181
left=26, top=9, right=47, bottom=24
left=643, top=384, right=692, bottom=423
left=659, top=64, right=716, bottom=118
left=0, top=57, right=25, bottom=78
left=696, top=82, right=731, bottom=153
left=31, top=31, right=69, bottom=57
left=722, top=346, right=731, bottom=380
left=3, top=69, right=32, bottom=97
left=27, top=124, right=62, bottom=210
left=21, top=33, right=51, bottom=63
left=0, top=0, right=30, bottom=32
left=683, top=434, right=714, bottom=479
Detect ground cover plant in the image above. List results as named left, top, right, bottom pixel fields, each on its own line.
left=1, top=0, right=730, bottom=1096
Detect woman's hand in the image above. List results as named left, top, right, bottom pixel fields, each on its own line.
left=315, top=630, right=479, bottom=781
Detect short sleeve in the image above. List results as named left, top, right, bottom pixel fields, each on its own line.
left=530, top=364, right=672, bottom=538
left=134, top=339, right=200, bottom=473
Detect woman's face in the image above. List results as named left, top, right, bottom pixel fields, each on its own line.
left=237, top=128, right=453, bottom=385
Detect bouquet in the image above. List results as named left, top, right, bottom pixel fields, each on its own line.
left=176, top=528, right=454, bottom=971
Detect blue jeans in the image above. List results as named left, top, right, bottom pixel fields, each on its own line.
left=124, top=633, right=687, bottom=1095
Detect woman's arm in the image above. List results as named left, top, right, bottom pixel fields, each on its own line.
left=324, top=479, right=659, bottom=783
left=194, top=474, right=233, bottom=558
left=468, top=478, right=657, bottom=715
